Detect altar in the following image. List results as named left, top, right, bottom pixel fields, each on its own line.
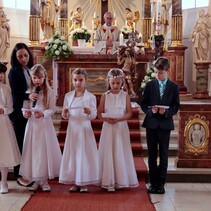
left=29, top=45, right=188, bottom=106
left=54, top=53, right=147, bottom=106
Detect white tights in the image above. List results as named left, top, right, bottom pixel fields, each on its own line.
left=1, top=167, right=8, bottom=185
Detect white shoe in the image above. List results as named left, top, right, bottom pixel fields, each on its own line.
left=0, top=183, right=8, bottom=194
left=41, top=183, right=51, bottom=192
left=80, top=186, right=88, bottom=193
left=69, top=185, right=79, bottom=192
left=28, top=182, right=40, bottom=191
left=107, top=187, right=115, bottom=192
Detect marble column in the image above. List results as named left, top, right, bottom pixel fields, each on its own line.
left=59, top=0, right=68, bottom=40
left=171, top=0, right=183, bottom=46
left=193, top=61, right=211, bottom=99
left=142, top=0, right=151, bottom=47
left=29, top=0, right=40, bottom=46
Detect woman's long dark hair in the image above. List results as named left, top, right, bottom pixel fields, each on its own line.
left=10, top=43, right=34, bottom=68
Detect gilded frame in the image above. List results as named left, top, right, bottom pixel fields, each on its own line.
left=69, top=67, right=108, bottom=94
left=184, top=114, right=210, bottom=155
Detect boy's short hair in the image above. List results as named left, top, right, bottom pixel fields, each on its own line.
left=0, top=62, right=7, bottom=73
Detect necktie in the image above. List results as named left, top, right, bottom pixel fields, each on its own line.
left=160, top=81, right=165, bottom=98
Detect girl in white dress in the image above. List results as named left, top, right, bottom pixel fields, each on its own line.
left=20, top=64, right=62, bottom=192
left=0, top=62, right=21, bottom=194
left=59, top=68, right=99, bottom=193
left=97, top=68, right=139, bottom=192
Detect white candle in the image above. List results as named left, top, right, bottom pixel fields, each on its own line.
left=119, top=33, right=124, bottom=46
left=113, top=12, right=116, bottom=18
left=0, top=0, right=3, bottom=7
left=133, top=22, right=135, bottom=30
left=156, top=0, right=162, bottom=34
left=94, top=12, right=96, bottom=18
left=115, top=19, right=117, bottom=26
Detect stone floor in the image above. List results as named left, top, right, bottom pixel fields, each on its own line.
left=1, top=158, right=211, bottom=211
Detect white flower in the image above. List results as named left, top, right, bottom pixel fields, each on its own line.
left=61, top=35, right=65, bottom=41
left=140, top=66, right=156, bottom=94
left=55, top=50, right=60, bottom=55
left=144, top=75, right=150, bottom=81
left=54, top=39, right=60, bottom=44
left=44, top=31, right=72, bottom=60
left=62, top=45, right=67, bottom=51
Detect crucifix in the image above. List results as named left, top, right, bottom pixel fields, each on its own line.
left=101, top=0, right=108, bottom=24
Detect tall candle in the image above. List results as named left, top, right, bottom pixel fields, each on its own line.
left=115, top=19, right=117, bottom=26
left=156, top=0, right=162, bottom=34
left=119, top=33, right=124, bottom=46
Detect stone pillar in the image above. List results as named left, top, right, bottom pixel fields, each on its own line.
left=59, top=0, right=68, bottom=40
left=142, top=0, right=151, bottom=48
left=171, top=0, right=183, bottom=46
left=193, top=61, right=211, bottom=99
left=29, top=0, right=40, bottom=46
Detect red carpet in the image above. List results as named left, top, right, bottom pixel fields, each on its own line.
left=21, top=177, right=155, bottom=211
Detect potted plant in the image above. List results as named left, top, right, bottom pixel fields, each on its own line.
left=45, top=31, right=72, bottom=60
left=70, top=26, right=91, bottom=42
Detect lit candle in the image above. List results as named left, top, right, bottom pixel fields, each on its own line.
left=119, top=33, right=124, bottom=46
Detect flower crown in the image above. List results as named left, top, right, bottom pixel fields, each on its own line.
left=108, top=69, right=124, bottom=78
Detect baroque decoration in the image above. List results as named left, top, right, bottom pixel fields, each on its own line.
left=45, top=31, right=72, bottom=60
left=184, top=114, right=210, bottom=156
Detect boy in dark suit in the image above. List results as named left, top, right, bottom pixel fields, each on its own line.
left=141, top=57, right=180, bottom=194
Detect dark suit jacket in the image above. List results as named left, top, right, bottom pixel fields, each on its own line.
left=8, top=67, right=30, bottom=121
left=141, top=79, right=180, bottom=130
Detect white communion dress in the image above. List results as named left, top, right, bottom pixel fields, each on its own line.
left=59, top=90, right=99, bottom=186
left=0, top=83, right=21, bottom=168
left=99, top=90, right=139, bottom=189
left=19, top=88, right=62, bottom=181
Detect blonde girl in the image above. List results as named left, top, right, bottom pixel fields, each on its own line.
left=20, top=64, right=62, bottom=192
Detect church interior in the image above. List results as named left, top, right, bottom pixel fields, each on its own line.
left=1, top=0, right=211, bottom=211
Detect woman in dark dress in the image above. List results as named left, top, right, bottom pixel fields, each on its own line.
left=8, top=43, right=38, bottom=186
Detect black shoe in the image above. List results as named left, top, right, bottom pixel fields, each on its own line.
left=147, top=185, right=157, bottom=194
left=157, top=185, right=165, bottom=194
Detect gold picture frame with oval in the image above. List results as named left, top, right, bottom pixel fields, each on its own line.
left=184, top=114, right=210, bottom=155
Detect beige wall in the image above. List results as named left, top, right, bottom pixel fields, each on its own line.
left=68, top=0, right=142, bottom=33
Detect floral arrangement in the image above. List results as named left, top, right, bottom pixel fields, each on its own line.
left=121, top=25, right=132, bottom=39
left=45, top=31, right=72, bottom=60
left=140, top=66, right=156, bottom=94
left=70, top=26, right=91, bottom=42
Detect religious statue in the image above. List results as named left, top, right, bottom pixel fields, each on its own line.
left=92, top=16, right=101, bottom=30
left=190, top=9, right=211, bottom=61
left=117, top=46, right=137, bottom=97
left=40, top=0, right=60, bottom=41
left=124, top=7, right=140, bottom=31
left=189, top=123, right=204, bottom=148
left=0, top=7, right=10, bottom=62
left=69, top=7, right=84, bottom=31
